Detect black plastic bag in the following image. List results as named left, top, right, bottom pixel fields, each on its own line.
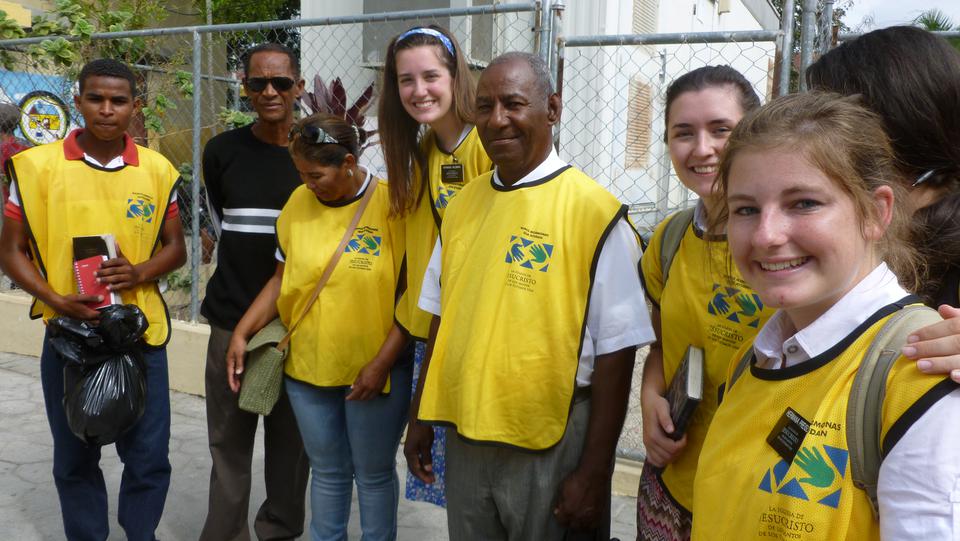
left=48, top=304, right=149, bottom=446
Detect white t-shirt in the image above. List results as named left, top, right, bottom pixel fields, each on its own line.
left=418, top=148, right=655, bottom=386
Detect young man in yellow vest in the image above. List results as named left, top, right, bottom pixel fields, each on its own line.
left=404, top=52, right=655, bottom=539
left=0, top=59, right=186, bottom=541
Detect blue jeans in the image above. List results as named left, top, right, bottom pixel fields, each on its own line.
left=40, top=331, right=171, bottom=541
left=285, top=360, right=412, bottom=541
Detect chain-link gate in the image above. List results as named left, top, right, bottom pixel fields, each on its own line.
left=0, top=3, right=540, bottom=322
left=556, top=31, right=781, bottom=235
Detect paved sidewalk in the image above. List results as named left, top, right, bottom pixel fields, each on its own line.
left=0, top=351, right=637, bottom=540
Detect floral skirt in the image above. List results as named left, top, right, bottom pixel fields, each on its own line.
left=636, top=461, right=692, bottom=541
left=404, top=340, right=447, bottom=507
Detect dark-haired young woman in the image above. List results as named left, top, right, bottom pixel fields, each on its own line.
left=636, top=65, right=774, bottom=540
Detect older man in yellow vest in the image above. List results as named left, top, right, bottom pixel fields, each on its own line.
left=404, top=51, right=655, bottom=540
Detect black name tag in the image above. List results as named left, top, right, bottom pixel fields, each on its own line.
left=441, top=163, right=465, bottom=184
left=766, top=407, right=810, bottom=464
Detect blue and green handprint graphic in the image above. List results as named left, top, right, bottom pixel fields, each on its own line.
left=708, top=284, right=764, bottom=328
left=345, top=226, right=382, bottom=256
left=757, top=444, right=848, bottom=509
left=505, top=234, right=554, bottom=272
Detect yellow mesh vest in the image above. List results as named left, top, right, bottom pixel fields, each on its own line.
left=418, top=166, right=625, bottom=450
left=692, top=305, right=954, bottom=540
left=276, top=180, right=404, bottom=389
left=640, top=211, right=776, bottom=508
left=12, top=141, right=179, bottom=346
left=395, top=127, right=492, bottom=340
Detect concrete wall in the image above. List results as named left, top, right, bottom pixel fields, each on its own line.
left=0, top=293, right=209, bottom=396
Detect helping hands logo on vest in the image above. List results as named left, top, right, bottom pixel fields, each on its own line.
left=758, top=444, right=849, bottom=509
left=434, top=185, right=461, bottom=210
left=345, top=226, right=382, bottom=256
left=126, top=195, right=157, bottom=223
left=505, top=234, right=554, bottom=272
left=708, top=283, right=764, bottom=328
left=503, top=227, right=554, bottom=293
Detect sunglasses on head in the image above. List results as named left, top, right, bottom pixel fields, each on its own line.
left=288, top=124, right=340, bottom=145
left=245, top=76, right=295, bottom=92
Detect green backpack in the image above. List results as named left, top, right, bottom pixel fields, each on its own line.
left=726, top=304, right=941, bottom=516
left=658, top=208, right=696, bottom=285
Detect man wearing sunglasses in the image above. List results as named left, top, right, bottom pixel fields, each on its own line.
left=199, top=43, right=309, bottom=541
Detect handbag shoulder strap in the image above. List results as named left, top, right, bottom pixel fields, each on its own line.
left=277, top=179, right=377, bottom=351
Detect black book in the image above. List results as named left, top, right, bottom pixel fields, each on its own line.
left=664, top=345, right=704, bottom=441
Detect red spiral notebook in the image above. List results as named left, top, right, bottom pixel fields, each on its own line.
left=73, top=234, right=120, bottom=310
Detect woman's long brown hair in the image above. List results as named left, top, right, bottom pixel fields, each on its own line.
left=378, top=25, right=476, bottom=217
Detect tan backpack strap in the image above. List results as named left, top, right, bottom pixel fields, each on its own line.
left=276, top=180, right=377, bottom=352
left=659, top=208, right=695, bottom=286
left=727, top=347, right=755, bottom=392
left=846, top=304, right=941, bottom=517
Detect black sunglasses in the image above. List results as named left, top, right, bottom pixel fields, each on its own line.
left=245, top=76, right=296, bottom=92
left=288, top=124, right=340, bottom=145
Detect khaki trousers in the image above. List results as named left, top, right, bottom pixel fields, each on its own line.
left=445, top=395, right=611, bottom=540
left=200, top=325, right=310, bottom=541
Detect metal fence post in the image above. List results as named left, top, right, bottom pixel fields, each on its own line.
left=537, top=0, right=553, bottom=65
left=655, top=49, right=670, bottom=222
left=548, top=0, right=564, bottom=76
left=777, top=0, right=796, bottom=96
left=820, top=0, right=835, bottom=54
left=798, top=0, right=817, bottom=91
left=190, top=29, right=202, bottom=323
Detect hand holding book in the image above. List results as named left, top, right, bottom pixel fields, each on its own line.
left=73, top=235, right=120, bottom=310
left=95, top=244, right=143, bottom=292
left=663, top=345, right=704, bottom=441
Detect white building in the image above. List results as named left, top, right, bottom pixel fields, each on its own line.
left=559, top=0, right=780, bottom=229
left=298, top=0, right=780, bottom=228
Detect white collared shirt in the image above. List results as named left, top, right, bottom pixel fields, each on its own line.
left=418, top=148, right=655, bottom=386
left=750, top=263, right=960, bottom=539
left=753, top=263, right=906, bottom=369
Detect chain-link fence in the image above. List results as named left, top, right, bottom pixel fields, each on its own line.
left=556, top=31, right=781, bottom=236
left=0, top=3, right=540, bottom=321
left=556, top=30, right=783, bottom=461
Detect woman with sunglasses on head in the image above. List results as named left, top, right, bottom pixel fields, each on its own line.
left=378, top=24, right=493, bottom=506
left=226, top=113, right=411, bottom=541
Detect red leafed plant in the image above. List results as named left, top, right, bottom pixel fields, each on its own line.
left=300, top=75, right=377, bottom=155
